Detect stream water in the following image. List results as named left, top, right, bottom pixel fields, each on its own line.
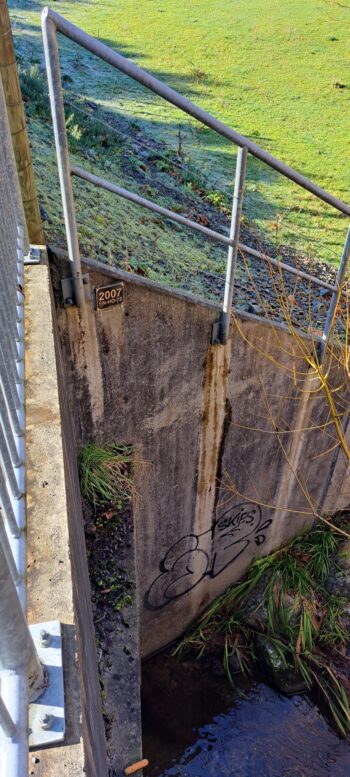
left=142, top=654, right=350, bottom=777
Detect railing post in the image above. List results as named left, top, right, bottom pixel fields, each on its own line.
left=218, top=146, right=247, bottom=345
left=0, top=540, right=46, bottom=776
left=0, top=541, right=45, bottom=700
left=41, top=11, right=85, bottom=308
left=318, top=227, right=350, bottom=362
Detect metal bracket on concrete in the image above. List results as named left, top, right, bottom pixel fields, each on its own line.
left=211, top=319, right=222, bottom=345
left=28, top=620, right=65, bottom=749
left=61, top=273, right=91, bottom=306
left=24, top=246, right=42, bottom=265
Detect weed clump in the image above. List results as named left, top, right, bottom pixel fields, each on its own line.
left=174, top=520, right=350, bottom=739
left=79, top=442, right=135, bottom=613
left=20, top=64, right=51, bottom=120
left=79, top=442, right=134, bottom=509
left=79, top=441, right=136, bottom=752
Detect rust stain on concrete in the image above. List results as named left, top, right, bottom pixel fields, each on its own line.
left=66, top=305, right=105, bottom=431
left=194, top=342, right=231, bottom=534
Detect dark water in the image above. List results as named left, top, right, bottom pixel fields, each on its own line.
left=141, top=655, right=350, bottom=777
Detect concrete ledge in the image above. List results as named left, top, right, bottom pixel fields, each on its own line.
left=25, top=259, right=108, bottom=776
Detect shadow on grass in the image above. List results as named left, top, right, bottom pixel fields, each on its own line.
left=14, top=8, right=348, bottom=272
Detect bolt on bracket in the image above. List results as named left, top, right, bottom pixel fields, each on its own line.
left=61, top=273, right=91, bottom=307
left=28, top=620, right=65, bottom=749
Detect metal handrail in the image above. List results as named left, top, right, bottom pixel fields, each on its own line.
left=42, top=7, right=350, bottom=349
left=0, top=223, right=45, bottom=777
left=42, top=8, right=350, bottom=217
left=71, top=164, right=339, bottom=295
left=71, top=164, right=237, bottom=248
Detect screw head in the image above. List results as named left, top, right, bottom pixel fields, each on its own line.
left=39, top=713, right=53, bottom=731
left=39, top=629, right=52, bottom=647
left=64, top=297, right=74, bottom=306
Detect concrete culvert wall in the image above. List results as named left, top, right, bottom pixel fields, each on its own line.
left=50, top=250, right=350, bottom=658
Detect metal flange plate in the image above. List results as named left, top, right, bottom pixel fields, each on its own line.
left=61, top=273, right=91, bottom=306
left=24, top=246, right=42, bottom=265
left=28, top=620, right=65, bottom=749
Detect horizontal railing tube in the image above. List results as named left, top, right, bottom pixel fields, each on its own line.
left=0, top=426, right=22, bottom=500
left=72, top=165, right=340, bottom=296
left=0, top=338, right=21, bottom=393
left=0, top=380, right=23, bottom=439
left=71, top=164, right=233, bottom=246
left=43, top=7, right=350, bottom=217
left=238, top=243, right=338, bottom=293
left=0, top=400, right=22, bottom=468
left=0, top=349, right=21, bottom=415
left=0, top=471, right=20, bottom=538
left=0, top=515, right=20, bottom=584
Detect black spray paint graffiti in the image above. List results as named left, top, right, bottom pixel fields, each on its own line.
left=146, top=502, right=272, bottom=610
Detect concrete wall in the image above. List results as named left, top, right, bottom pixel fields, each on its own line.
left=50, top=251, right=350, bottom=657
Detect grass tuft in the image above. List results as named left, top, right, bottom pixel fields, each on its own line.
left=174, top=520, right=350, bottom=739
left=79, top=442, right=134, bottom=508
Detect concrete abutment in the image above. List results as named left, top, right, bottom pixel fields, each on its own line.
left=51, top=250, right=350, bottom=656
left=25, top=249, right=350, bottom=774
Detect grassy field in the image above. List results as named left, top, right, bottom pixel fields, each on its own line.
left=9, top=0, right=350, bottom=273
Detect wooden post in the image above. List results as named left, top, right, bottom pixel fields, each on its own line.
left=0, top=0, right=44, bottom=244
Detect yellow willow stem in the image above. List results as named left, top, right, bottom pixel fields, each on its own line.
left=304, top=350, right=350, bottom=460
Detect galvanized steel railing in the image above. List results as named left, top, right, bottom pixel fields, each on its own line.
left=42, top=7, right=350, bottom=351
left=0, top=223, right=46, bottom=777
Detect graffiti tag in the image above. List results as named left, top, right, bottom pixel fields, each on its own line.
left=146, top=502, right=272, bottom=610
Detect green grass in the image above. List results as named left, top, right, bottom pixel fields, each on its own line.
left=9, top=0, right=350, bottom=274
left=79, top=442, right=134, bottom=508
left=18, top=61, right=232, bottom=298
left=174, top=521, right=350, bottom=738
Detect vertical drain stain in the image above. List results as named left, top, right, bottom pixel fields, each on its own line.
left=213, top=397, right=232, bottom=517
